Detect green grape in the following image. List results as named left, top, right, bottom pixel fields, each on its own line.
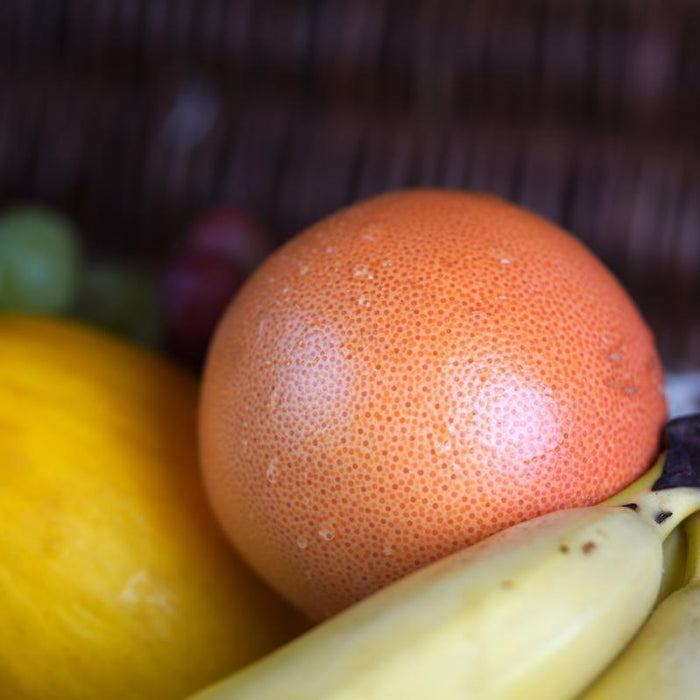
left=0, top=206, right=82, bottom=313
left=71, top=262, right=164, bottom=349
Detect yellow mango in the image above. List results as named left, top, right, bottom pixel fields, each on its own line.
left=0, top=315, right=306, bottom=700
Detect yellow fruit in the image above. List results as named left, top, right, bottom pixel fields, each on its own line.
left=0, top=316, right=306, bottom=700
left=602, top=454, right=688, bottom=602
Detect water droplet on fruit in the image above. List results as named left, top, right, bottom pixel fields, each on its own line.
left=266, top=457, right=279, bottom=484
left=256, top=317, right=268, bottom=344
left=435, top=438, right=452, bottom=454
left=296, top=536, right=309, bottom=550
left=318, top=524, right=335, bottom=541
left=359, top=221, right=383, bottom=242
left=608, top=352, right=622, bottom=363
left=357, top=295, right=371, bottom=308
left=624, top=385, right=638, bottom=396
left=353, top=264, right=374, bottom=280
left=382, top=546, right=393, bottom=557
left=490, top=247, right=513, bottom=265
left=268, top=389, right=280, bottom=411
left=382, top=259, right=393, bottom=268
left=298, top=261, right=309, bottom=276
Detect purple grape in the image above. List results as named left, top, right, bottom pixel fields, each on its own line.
left=160, top=250, right=247, bottom=367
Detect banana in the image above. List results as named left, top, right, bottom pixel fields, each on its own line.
left=189, top=415, right=700, bottom=700
left=579, top=416, right=700, bottom=700
left=656, top=525, right=688, bottom=601
left=604, top=454, right=688, bottom=602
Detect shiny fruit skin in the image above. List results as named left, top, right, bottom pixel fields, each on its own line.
left=200, top=189, right=667, bottom=620
left=0, top=316, right=306, bottom=700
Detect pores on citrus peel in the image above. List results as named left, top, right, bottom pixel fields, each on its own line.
left=199, top=189, right=667, bottom=621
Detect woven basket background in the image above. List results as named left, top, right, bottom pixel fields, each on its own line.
left=0, top=0, right=698, bottom=367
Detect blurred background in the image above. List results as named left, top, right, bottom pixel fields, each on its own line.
left=0, top=0, right=698, bottom=375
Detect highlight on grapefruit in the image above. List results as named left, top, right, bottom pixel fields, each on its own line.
left=199, top=189, right=667, bottom=620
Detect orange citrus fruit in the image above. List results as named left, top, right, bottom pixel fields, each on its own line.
left=200, top=189, right=667, bottom=620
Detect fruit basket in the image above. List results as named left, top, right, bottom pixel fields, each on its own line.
left=0, top=0, right=698, bottom=369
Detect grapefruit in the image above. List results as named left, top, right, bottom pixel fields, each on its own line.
left=200, top=189, right=667, bottom=620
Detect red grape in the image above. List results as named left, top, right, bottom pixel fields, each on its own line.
left=161, top=206, right=277, bottom=367
left=160, top=250, right=248, bottom=366
left=187, top=207, right=274, bottom=269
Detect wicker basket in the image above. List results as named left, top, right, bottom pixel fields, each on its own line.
left=0, top=0, right=698, bottom=367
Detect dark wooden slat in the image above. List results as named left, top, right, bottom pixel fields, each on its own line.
left=0, top=0, right=697, bottom=365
